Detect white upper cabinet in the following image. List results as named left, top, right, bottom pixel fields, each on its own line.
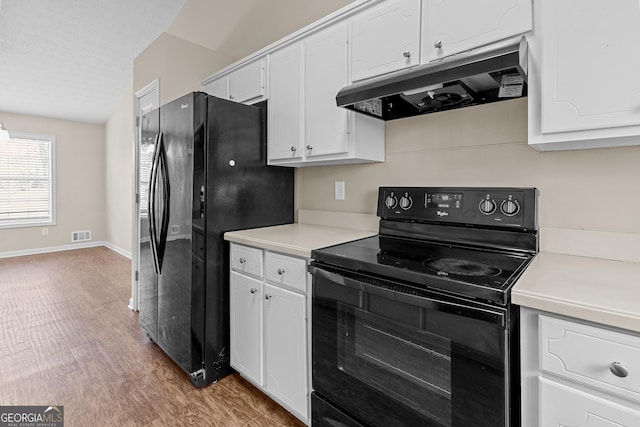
left=201, top=57, right=267, bottom=104
left=422, top=0, right=532, bottom=62
left=267, top=21, right=385, bottom=167
left=268, top=44, right=304, bottom=162
left=228, top=59, right=266, bottom=103
left=528, top=0, right=640, bottom=150
left=203, top=77, right=228, bottom=100
left=305, top=23, right=350, bottom=158
left=350, top=0, right=422, bottom=82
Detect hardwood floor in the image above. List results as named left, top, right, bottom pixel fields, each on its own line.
left=0, top=247, right=305, bottom=427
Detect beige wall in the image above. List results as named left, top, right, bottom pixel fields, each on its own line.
left=297, top=98, right=640, bottom=235
left=167, top=0, right=354, bottom=60
left=105, top=85, right=135, bottom=255
left=133, top=32, right=233, bottom=103
left=0, top=112, right=106, bottom=254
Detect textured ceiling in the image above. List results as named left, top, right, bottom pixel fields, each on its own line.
left=0, top=0, right=186, bottom=124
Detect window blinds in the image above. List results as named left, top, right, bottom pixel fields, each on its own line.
left=0, top=135, right=53, bottom=227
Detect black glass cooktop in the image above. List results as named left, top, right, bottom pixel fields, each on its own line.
left=311, top=235, right=534, bottom=305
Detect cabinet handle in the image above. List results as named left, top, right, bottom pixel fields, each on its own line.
left=306, top=145, right=313, bottom=151
left=290, top=146, right=297, bottom=152
left=239, top=257, right=246, bottom=264
left=434, top=40, right=443, bottom=49
left=250, top=288, right=258, bottom=294
left=264, top=294, right=272, bottom=300
left=610, top=362, right=629, bottom=378
left=277, top=268, right=285, bottom=275
left=403, top=50, right=411, bottom=58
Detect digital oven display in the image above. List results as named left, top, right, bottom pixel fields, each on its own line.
left=426, top=193, right=463, bottom=209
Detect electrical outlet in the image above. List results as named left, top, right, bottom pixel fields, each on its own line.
left=335, top=181, right=345, bottom=201
left=42, top=228, right=48, bottom=236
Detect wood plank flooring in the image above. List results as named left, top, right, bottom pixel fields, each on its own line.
left=0, top=247, right=305, bottom=427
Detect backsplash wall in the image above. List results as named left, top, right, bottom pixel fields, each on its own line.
left=297, top=97, right=640, bottom=235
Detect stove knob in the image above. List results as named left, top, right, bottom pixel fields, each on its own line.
left=479, top=197, right=497, bottom=215
left=399, top=195, right=413, bottom=210
left=385, top=195, right=398, bottom=209
left=500, top=198, right=520, bottom=216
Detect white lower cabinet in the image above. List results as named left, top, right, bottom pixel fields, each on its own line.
left=264, top=283, right=307, bottom=416
left=540, top=377, right=640, bottom=426
left=521, top=307, right=640, bottom=427
left=229, top=243, right=310, bottom=424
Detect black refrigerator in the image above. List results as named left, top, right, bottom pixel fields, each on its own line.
left=138, top=92, right=294, bottom=387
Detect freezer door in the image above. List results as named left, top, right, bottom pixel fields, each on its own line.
left=139, top=108, right=160, bottom=342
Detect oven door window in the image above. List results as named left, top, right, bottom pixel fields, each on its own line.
left=313, top=273, right=508, bottom=427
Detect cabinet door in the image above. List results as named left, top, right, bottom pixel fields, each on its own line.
left=351, top=0, right=421, bottom=82
left=230, top=271, right=263, bottom=387
left=228, top=59, right=266, bottom=104
left=540, top=377, right=640, bottom=426
left=305, top=23, right=349, bottom=158
left=264, top=283, right=308, bottom=419
left=203, top=77, right=229, bottom=100
left=268, top=44, right=304, bottom=162
left=422, top=0, right=532, bottom=62
left=540, top=0, right=640, bottom=134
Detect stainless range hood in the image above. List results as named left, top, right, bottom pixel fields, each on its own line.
left=336, top=37, right=528, bottom=121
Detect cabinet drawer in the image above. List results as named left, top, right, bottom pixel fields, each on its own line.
left=230, top=244, right=263, bottom=278
left=539, top=377, right=640, bottom=426
left=540, top=315, right=640, bottom=402
left=265, top=251, right=307, bottom=293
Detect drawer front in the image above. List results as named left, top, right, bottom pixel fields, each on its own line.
left=265, top=251, right=307, bottom=293
left=540, top=377, right=640, bottom=426
left=540, top=315, right=640, bottom=402
left=230, top=244, right=263, bottom=278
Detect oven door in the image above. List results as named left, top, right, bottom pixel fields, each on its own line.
left=310, top=264, right=516, bottom=427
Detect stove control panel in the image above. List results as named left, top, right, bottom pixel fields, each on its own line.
left=377, top=187, right=538, bottom=229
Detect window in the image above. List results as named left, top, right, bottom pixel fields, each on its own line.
left=0, top=132, right=56, bottom=229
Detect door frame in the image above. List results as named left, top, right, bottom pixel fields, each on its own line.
left=130, top=79, right=159, bottom=311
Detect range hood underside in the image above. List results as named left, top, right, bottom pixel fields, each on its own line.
left=337, top=38, right=528, bottom=121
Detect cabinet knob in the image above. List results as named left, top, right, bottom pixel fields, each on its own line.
left=250, top=287, right=258, bottom=294
left=277, top=268, right=285, bottom=275
left=434, top=40, right=443, bottom=49
left=306, top=145, right=313, bottom=151
left=291, top=146, right=297, bottom=152
left=403, top=50, right=411, bottom=58
left=264, top=294, right=272, bottom=300
left=239, top=257, right=246, bottom=264
left=610, top=362, right=629, bottom=378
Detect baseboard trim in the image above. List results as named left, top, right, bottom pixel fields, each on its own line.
left=103, top=242, right=132, bottom=259
left=0, top=241, right=131, bottom=259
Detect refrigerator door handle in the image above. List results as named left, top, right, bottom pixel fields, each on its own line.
left=156, top=132, right=170, bottom=273
left=148, top=132, right=161, bottom=275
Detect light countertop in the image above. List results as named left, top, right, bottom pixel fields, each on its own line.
left=224, top=223, right=376, bottom=259
left=512, top=252, right=640, bottom=334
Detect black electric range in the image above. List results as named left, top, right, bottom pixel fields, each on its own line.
left=310, top=187, right=538, bottom=427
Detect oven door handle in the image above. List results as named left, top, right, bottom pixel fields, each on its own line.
left=310, top=264, right=506, bottom=327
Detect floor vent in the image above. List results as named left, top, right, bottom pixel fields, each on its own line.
left=71, top=230, right=92, bottom=242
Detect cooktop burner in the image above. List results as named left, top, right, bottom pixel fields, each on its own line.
left=423, top=257, right=502, bottom=277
